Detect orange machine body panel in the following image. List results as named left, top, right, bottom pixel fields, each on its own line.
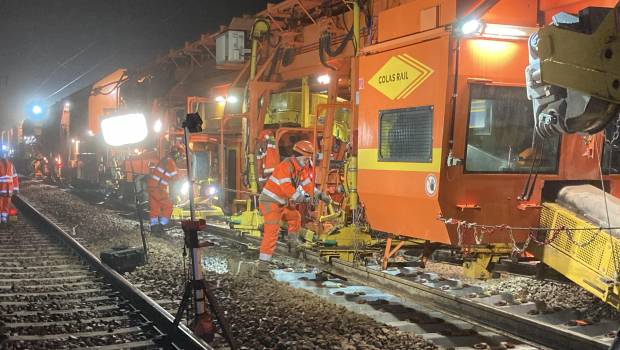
left=358, top=31, right=451, bottom=242
left=357, top=0, right=620, bottom=246
left=87, top=69, right=125, bottom=135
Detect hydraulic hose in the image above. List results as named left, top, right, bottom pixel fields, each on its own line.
left=319, top=26, right=354, bottom=70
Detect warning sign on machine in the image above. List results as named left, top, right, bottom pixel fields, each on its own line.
left=368, top=54, right=433, bottom=100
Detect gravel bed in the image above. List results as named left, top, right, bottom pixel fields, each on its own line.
left=215, top=277, right=435, bottom=350
left=19, top=183, right=143, bottom=255
left=483, top=277, right=619, bottom=321
left=423, top=261, right=620, bottom=321
left=20, top=181, right=437, bottom=349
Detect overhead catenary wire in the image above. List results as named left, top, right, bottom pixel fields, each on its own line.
left=41, top=1, right=195, bottom=104
left=34, top=41, right=98, bottom=94
left=45, top=53, right=117, bottom=100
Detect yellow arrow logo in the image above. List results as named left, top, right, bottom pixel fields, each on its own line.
left=368, top=54, right=433, bottom=100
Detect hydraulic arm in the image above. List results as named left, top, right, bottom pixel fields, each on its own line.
left=526, top=2, right=620, bottom=138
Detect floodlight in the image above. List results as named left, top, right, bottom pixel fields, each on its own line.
left=101, top=113, right=148, bottom=146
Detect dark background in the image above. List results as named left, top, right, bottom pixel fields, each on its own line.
left=0, top=0, right=271, bottom=124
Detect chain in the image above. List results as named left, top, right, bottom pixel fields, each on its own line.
left=506, top=226, right=531, bottom=255
left=439, top=216, right=620, bottom=252
left=528, top=227, right=562, bottom=246
left=473, top=226, right=483, bottom=244
left=565, top=227, right=604, bottom=248
left=457, top=221, right=464, bottom=247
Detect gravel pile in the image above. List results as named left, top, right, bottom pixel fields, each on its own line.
left=20, top=181, right=438, bottom=349
left=424, top=261, right=466, bottom=280
left=483, top=277, right=619, bottom=321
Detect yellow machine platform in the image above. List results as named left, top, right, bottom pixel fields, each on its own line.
left=532, top=202, right=620, bottom=309
left=171, top=205, right=224, bottom=221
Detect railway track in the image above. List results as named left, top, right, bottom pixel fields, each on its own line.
left=202, top=224, right=618, bottom=350
left=16, top=182, right=618, bottom=349
left=0, top=195, right=210, bottom=350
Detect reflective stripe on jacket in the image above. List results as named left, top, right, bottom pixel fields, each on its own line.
left=0, top=159, right=18, bottom=196
left=147, top=157, right=178, bottom=188
left=257, top=131, right=279, bottom=182
left=260, top=157, right=315, bottom=204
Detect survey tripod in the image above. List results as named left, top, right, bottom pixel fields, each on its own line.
left=173, top=113, right=237, bottom=349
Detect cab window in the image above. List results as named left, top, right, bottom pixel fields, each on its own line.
left=465, top=84, right=560, bottom=173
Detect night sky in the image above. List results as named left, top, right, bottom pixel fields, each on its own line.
left=0, top=0, right=271, bottom=125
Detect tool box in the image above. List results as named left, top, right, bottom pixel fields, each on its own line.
left=100, top=246, right=145, bottom=273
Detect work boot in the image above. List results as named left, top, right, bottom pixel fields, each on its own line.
left=256, top=260, right=273, bottom=278
left=287, top=233, right=298, bottom=253
left=150, top=224, right=164, bottom=234
left=287, top=233, right=305, bottom=258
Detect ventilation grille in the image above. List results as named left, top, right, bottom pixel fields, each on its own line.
left=379, top=106, right=433, bottom=162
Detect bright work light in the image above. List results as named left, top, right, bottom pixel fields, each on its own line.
left=460, top=19, right=482, bottom=35
left=317, top=74, right=331, bottom=85
left=32, top=105, right=43, bottom=115
left=100, top=113, right=148, bottom=146
left=181, top=181, right=190, bottom=195
left=208, top=185, right=218, bottom=195
left=153, top=118, right=163, bottom=133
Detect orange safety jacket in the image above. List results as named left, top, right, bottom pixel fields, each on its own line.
left=256, top=131, right=279, bottom=182
left=0, top=159, right=19, bottom=196
left=147, top=157, right=179, bottom=188
left=260, top=157, right=316, bottom=205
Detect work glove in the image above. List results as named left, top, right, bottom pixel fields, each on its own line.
left=303, top=194, right=313, bottom=204
left=318, top=191, right=331, bottom=204
left=292, top=190, right=307, bottom=204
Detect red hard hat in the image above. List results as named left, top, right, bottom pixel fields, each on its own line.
left=293, top=140, right=314, bottom=157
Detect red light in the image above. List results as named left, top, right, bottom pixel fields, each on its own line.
left=8, top=207, right=17, bottom=216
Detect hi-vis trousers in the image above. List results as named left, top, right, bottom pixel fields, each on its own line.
left=258, top=201, right=301, bottom=261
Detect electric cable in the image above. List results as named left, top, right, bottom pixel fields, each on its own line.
left=595, top=136, right=620, bottom=277
left=524, top=136, right=546, bottom=200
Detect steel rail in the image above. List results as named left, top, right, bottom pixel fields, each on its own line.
left=204, top=223, right=610, bottom=350
left=13, top=194, right=212, bottom=350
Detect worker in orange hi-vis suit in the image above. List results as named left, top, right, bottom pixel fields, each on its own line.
left=147, top=146, right=181, bottom=233
left=257, top=140, right=332, bottom=273
left=0, top=158, right=18, bottom=227
left=256, top=130, right=279, bottom=185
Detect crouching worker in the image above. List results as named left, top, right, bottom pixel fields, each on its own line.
left=147, top=146, right=182, bottom=233
left=257, top=140, right=331, bottom=274
left=0, top=158, right=18, bottom=227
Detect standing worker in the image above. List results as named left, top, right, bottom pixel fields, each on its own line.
left=0, top=158, right=18, bottom=227
left=257, top=140, right=332, bottom=272
left=147, top=145, right=182, bottom=233
left=256, top=129, right=278, bottom=185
